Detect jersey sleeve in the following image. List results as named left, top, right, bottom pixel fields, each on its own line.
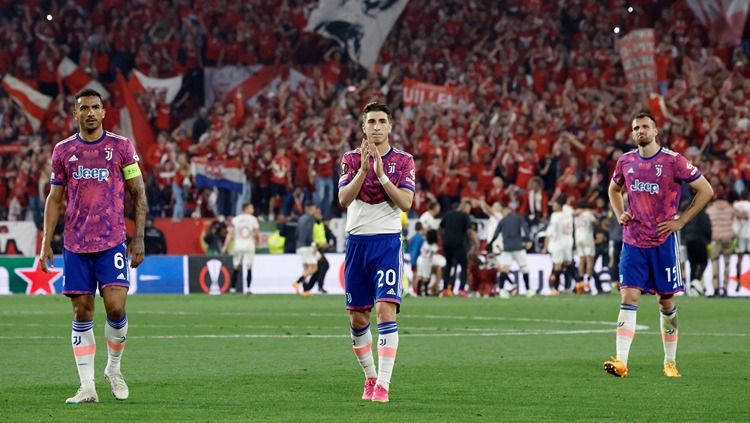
left=338, top=152, right=358, bottom=189
left=120, top=138, right=142, bottom=180
left=612, top=156, right=625, bottom=186
left=396, top=155, right=416, bottom=192
left=673, top=153, right=701, bottom=183
left=120, top=138, right=140, bottom=167
left=50, top=145, right=66, bottom=186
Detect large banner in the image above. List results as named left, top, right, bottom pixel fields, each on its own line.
left=617, top=29, right=657, bottom=94
left=2, top=254, right=748, bottom=296
left=307, top=0, right=409, bottom=70
left=402, top=79, right=471, bottom=109
left=0, top=221, right=38, bottom=256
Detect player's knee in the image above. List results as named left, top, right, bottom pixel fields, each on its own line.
left=620, top=289, right=641, bottom=305
left=71, top=296, right=94, bottom=321
left=657, top=294, right=675, bottom=309
left=106, top=305, right=126, bottom=321
left=72, top=305, right=94, bottom=321
left=349, top=311, right=370, bottom=329
left=376, top=302, right=397, bottom=323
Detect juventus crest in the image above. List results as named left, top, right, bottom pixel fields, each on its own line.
left=655, top=164, right=662, bottom=177
left=105, top=147, right=114, bottom=161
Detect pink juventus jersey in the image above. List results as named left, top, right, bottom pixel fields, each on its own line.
left=338, top=146, right=415, bottom=235
left=612, top=147, right=701, bottom=248
left=50, top=131, right=141, bottom=253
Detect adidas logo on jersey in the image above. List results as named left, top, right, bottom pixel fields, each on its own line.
left=116, top=273, right=126, bottom=280
left=387, top=289, right=396, bottom=295
left=68, top=155, right=79, bottom=162
left=627, top=168, right=634, bottom=174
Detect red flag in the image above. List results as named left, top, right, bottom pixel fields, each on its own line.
left=1, top=74, right=52, bottom=130
left=687, top=0, right=750, bottom=47
left=116, top=72, right=156, bottom=157
left=57, top=57, right=110, bottom=99
left=225, top=66, right=282, bottom=103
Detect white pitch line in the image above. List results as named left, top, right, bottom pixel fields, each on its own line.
left=0, top=330, right=747, bottom=341
left=0, top=318, right=650, bottom=331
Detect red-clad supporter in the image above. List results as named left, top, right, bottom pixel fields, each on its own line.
left=289, top=138, right=312, bottom=191
left=144, top=132, right=169, bottom=170
left=515, top=147, right=537, bottom=191
left=486, top=177, right=510, bottom=207
left=268, top=146, right=291, bottom=219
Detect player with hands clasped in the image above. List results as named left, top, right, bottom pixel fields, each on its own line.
left=338, top=102, right=415, bottom=403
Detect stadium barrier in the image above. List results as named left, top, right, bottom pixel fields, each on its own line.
left=1, top=254, right=748, bottom=296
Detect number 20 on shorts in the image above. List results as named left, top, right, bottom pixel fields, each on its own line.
left=377, top=269, right=397, bottom=288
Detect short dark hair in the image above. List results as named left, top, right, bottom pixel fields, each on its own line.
left=75, top=88, right=104, bottom=104
left=426, top=229, right=438, bottom=244
left=361, top=102, right=392, bottom=124
left=414, top=222, right=423, bottom=231
left=632, top=112, right=656, bottom=125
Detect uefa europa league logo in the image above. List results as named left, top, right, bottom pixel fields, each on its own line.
left=206, top=259, right=223, bottom=295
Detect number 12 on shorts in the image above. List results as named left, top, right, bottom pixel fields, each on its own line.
left=665, top=266, right=683, bottom=288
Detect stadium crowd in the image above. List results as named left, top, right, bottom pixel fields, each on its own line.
left=1, top=1, right=749, bottom=289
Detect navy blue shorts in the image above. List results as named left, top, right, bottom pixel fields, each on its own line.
left=344, top=233, right=403, bottom=311
left=619, top=233, right=684, bottom=295
left=62, top=243, right=130, bottom=296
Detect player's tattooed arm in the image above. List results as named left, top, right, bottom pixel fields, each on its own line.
left=125, top=175, right=149, bottom=268
left=39, top=185, right=65, bottom=273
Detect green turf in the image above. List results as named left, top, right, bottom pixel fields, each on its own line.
left=0, top=294, right=748, bottom=422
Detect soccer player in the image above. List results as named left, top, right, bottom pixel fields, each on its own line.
left=604, top=112, right=713, bottom=378
left=573, top=200, right=597, bottom=294
left=222, top=203, right=260, bottom=294
left=338, top=102, right=415, bottom=403
left=544, top=197, right=574, bottom=295
left=487, top=205, right=533, bottom=297
left=39, top=88, right=148, bottom=403
left=292, top=202, right=318, bottom=296
left=415, top=229, right=441, bottom=296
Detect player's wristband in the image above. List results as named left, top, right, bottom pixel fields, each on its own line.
left=378, top=174, right=391, bottom=186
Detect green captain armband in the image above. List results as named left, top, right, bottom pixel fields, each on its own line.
left=122, top=163, right=142, bottom=180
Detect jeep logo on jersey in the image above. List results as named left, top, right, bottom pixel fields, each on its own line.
left=72, top=166, right=110, bottom=181
left=630, top=179, right=659, bottom=194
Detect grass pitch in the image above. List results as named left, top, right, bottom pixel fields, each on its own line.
left=0, top=294, right=747, bottom=422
